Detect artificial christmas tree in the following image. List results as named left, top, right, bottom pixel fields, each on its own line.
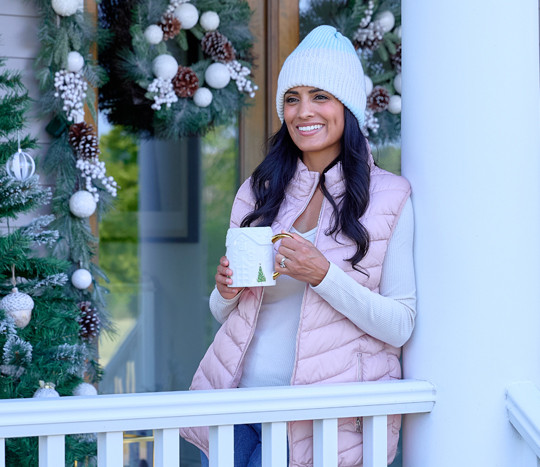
left=0, top=57, right=98, bottom=466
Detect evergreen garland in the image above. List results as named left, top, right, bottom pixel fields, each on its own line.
left=300, top=0, right=402, bottom=146
left=0, top=56, right=96, bottom=465
left=28, top=0, right=115, bottom=387
left=99, top=0, right=257, bottom=139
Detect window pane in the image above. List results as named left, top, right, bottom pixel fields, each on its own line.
left=98, top=117, right=239, bottom=466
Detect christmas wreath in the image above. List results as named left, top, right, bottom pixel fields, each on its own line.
left=301, top=0, right=402, bottom=146
left=99, top=0, right=257, bottom=139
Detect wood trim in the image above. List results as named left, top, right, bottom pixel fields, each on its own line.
left=239, top=0, right=299, bottom=182
left=85, top=0, right=99, bottom=239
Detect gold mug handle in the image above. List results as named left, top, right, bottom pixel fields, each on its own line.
left=271, top=233, right=293, bottom=280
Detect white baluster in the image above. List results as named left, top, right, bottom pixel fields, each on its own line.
left=313, top=418, right=337, bottom=467
left=262, top=422, right=287, bottom=466
left=363, top=415, right=387, bottom=467
left=0, top=438, right=4, bottom=467
left=209, top=425, right=234, bottom=467
left=39, top=435, right=65, bottom=466
left=97, top=432, right=123, bottom=466
left=154, top=428, right=180, bottom=467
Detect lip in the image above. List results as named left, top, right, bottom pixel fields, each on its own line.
left=296, top=123, right=324, bottom=135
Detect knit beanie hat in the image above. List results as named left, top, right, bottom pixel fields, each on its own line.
left=276, top=25, right=367, bottom=128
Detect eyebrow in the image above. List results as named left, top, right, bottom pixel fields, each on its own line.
left=284, top=88, right=325, bottom=95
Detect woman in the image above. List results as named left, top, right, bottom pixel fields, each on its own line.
left=181, top=25, right=416, bottom=466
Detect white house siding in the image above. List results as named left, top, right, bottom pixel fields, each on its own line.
left=0, top=1, right=52, bottom=231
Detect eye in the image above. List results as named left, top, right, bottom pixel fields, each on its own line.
left=285, top=95, right=299, bottom=104
left=314, top=93, right=329, bottom=101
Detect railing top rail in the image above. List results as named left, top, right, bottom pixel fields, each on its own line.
left=506, top=381, right=540, bottom=458
left=0, top=379, right=435, bottom=438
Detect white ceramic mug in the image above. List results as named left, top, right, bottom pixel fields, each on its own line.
left=225, top=227, right=292, bottom=287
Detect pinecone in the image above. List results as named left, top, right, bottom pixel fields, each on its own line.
left=78, top=301, right=100, bottom=341
left=391, top=44, right=402, bottom=72
left=69, top=122, right=99, bottom=160
left=172, top=66, right=199, bottom=98
left=367, top=86, right=391, bottom=112
left=160, top=13, right=181, bottom=40
left=201, top=31, right=236, bottom=63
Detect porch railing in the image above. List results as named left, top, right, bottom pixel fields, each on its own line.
left=506, top=381, right=540, bottom=463
left=0, top=379, right=435, bottom=467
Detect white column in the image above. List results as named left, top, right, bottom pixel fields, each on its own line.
left=401, top=1, right=540, bottom=466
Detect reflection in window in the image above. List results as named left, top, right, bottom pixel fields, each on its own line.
left=98, top=117, right=238, bottom=466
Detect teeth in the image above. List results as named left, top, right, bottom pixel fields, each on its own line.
left=298, top=124, right=323, bottom=131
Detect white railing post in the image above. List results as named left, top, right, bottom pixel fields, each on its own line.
left=363, top=415, right=387, bottom=467
left=0, top=438, right=4, bottom=467
left=154, top=428, right=180, bottom=467
left=38, top=435, right=65, bottom=467
left=313, top=418, right=337, bottom=467
left=209, top=425, right=234, bottom=467
left=261, top=422, right=287, bottom=467
left=97, top=432, right=123, bottom=466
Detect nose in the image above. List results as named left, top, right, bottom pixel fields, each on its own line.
left=298, top=99, right=314, bottom=119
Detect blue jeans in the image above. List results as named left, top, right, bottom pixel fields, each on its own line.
left=200, top=424, right=263, bottom=467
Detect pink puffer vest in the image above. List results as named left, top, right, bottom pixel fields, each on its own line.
left=181, top=157, right=411, bottom=466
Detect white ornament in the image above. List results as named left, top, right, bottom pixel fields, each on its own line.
left=174, top=3, right=199, bottom=29
left=71, top=268, right=92, bottom=290
left=73, top=382, right=98, bottom=396
left=54, top=70, right=88, bottom=122
left=51, top=0, right=80, bottom=17
left=144, top=25, right=164, bottom=45
left=393, top=73, right=402, bottom=94
left=6, top=149, right=35, bottom=181
left=200, top=11, right=220, bottom=31
left=375, top=11, right=395, bottom=33
left=387, top=95, right=402, bottom=114
left=205, top=63, right=231, bottom=89
left=394, top=25, right=402, bottom=38
left=193, top=87, right=213, bottom=107
left=364, top=76, right=373, bottom=96
left=0, top=287, right=34, bottom=328
left=148, top=77, right=179, bottom=110
left=69, top=190, right=97, bottom=218
left=152, top=54, right=178, bottom=80
left=67, top=51, right=84, bottom=73
left=226, top=60, right=257, bottom=97
left=33, top=381, right=60, bottom=398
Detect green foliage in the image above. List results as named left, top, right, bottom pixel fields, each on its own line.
left=98, top=126, right=140, bottom=320
left=202, top=123, right=238, bottom=294
left=29, top=0, right=115, bottom=394
left=0, top=54, right=97, bottom=465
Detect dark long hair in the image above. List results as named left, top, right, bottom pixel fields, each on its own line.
left=241, top=108, right=371, bottom=270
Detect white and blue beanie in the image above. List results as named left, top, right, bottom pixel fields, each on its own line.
left=276, top=25, right=366, bottom=128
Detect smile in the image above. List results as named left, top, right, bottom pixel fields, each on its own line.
left=298, top=124, right=323, bottom=132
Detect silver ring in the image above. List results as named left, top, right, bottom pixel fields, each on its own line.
left=280, top=256, right=287, bottom=268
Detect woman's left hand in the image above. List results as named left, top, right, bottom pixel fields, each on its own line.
left=276, top=232, right=330, bottom=286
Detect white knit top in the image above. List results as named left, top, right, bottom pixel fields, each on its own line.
left=209, top=198, right=416, bottom=388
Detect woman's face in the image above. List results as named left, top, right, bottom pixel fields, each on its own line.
left=283, top=86, right=345, bottom=169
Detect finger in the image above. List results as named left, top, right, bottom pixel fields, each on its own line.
left=217, top=264, right=232, bottom=277
left=282, top=231, right=311, bottom=245
left=278, top=244, right=297, bottom=259
left=220, top=256, right=230, bottom=267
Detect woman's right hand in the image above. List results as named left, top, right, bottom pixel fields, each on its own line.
left=216, top=256, right=244, bottom=299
